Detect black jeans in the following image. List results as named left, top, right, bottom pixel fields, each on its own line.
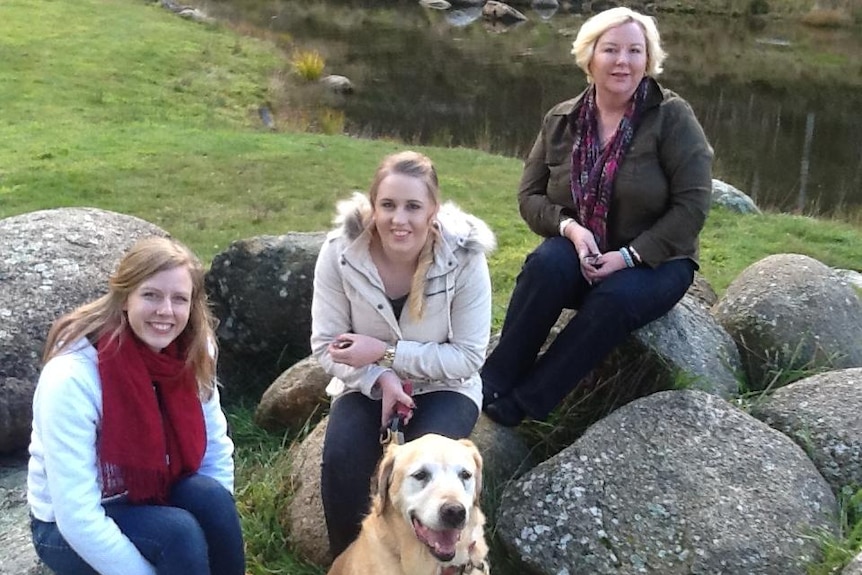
left=482, top=236, right=695, bottom=420
left=321, top=390, right=478, bottom=558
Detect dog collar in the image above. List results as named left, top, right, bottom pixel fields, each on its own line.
left=439, top=541, right=488, bottom=575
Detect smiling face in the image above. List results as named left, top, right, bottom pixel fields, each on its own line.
left=589, top=20, right=647, bottom=103
left=376, top=435, right=483, bottom=563
left=372, top=172, right=438, bottom=261
left=123, top=265, right=193, bottom=352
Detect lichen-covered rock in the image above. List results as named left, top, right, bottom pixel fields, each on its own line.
left=712, top=179, right=761, bottom=214
left=497, top=390, right=838, bottom=575
left=0, top=208, right=166, bottom=453
left=1, top=457, right=54, bottom=574
left=751, top=368, right=862, bottom=495
left=844, top=550, right=862, bottom=575
left=714, top=254, right=862, bottom=390
left=255, top=356, right=330, bottom=431
left=620, top=293, right=742, bottom=399
left=205, top=233, right=325, bottom=399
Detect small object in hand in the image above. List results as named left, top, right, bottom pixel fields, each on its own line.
left=334, top=339, right=353, bottom=349
left=583, top=253, right=600, bottom=265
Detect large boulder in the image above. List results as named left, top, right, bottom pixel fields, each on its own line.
left=0, top=208, right=166, bottom=453
left=489, top=291, right=742, bottom=442
left=205, top=233, right=326, bottom=399
left=497, top=390, right=838, bottom=575
left=711, top=179, right=761, bottom=214
left=615, top=293, right=742, bottom=399
left=751, top=368, right=862, bottom=495
left=284, top=413, right=533, bottom=566
left=845, top=551, right=862, bottom=575
left=255, top=355, right=330, bottom=431
left=714, top=254, right=862, bottom=391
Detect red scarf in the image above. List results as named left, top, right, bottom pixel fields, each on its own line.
left=97, top=327, right=205, bottom=504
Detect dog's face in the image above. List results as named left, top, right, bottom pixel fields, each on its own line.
left=375, top=434, right=483, bottom=562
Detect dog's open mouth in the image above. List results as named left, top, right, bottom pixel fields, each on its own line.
left=412, top=516, right=461, bottom=561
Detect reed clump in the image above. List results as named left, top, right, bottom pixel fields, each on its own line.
left=291, top=49, right=326, bottom=81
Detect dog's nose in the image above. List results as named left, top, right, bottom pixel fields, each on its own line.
left=439, top=502, right=466, bottom=528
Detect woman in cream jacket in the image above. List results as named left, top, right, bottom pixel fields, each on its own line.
left=310, top=151, right=494, bottom=558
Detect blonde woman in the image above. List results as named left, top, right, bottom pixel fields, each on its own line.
left=27, top=237, right=244, bottom=575
left=311, top=151, right=494, bottom=557
left=482, top=7, right=713, bottom=426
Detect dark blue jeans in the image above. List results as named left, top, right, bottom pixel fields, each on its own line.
left=481, top=236, right=695, bottom=420
left=31, top=474, right=245, bottom=575
left=321, top=390, right=478, bottom=558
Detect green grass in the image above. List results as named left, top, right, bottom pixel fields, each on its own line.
left=2, top=1, right=861, bottom=574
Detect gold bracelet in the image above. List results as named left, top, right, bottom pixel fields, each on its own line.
left=378, top=345, right=396, bottom=368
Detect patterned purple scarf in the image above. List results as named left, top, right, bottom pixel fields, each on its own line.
left=570, top=78, right=649, bottom=251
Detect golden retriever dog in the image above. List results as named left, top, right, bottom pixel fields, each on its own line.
left=327, top=434, right=489, bottom=575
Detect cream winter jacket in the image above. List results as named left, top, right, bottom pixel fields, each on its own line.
left=310, top=193, right=495, bottom=408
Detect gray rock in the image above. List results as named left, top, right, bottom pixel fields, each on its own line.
left=446, top=7, right=483, bottom=26
left=714, top=254, right=862, bottom=391
left=751, top=368, right=862, bottom=495
left=255, top=355, right=330, bottom=431
left=0, top=459, right=50, bottom=574
left=836, top=268, right=862, bottom=291
left=319, top=75, right=353, bottom=95
left=482, top=1, right=528, bottom=21
left=419, top=0, right=452, bottom=9
left=712, top=179, right=762, bottom=214
left=623, top=294, right=742, bottom=399
left=284, top=417, right=330, bottom=566
left=487, top=291, right=741, bottom=440
left=0, top=208, right=166, bottom=453
left=844, top=550, right=862, bottom=575
left=497, top=390, right=838, bottom=575
left=205, top=233, right=325, bottom=399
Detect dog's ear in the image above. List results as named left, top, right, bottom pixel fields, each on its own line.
left=459, top=439, right=483, bottom=503
left=372, top=444, right=398, bottom=515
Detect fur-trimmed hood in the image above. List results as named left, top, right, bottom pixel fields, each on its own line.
left=330, top=192, right=496, bottom=255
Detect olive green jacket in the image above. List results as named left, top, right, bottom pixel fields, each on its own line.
left=518, top=78, right=713, bottom=268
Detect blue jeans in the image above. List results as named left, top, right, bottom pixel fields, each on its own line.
left=321, top=390, right=478, bottom=558
left=481, top=236, right=695, bottom=420
left=31, top=474, right=245, bottom=575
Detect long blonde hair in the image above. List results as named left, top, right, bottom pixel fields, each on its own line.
left=43, top=236, right=218, bottom=397
left=367, top=150, right=441, bottom=321
left=571, top=7, right=666, bottom=83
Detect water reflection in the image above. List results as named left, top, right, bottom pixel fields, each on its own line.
left=202, top=0, right=862, bottom=218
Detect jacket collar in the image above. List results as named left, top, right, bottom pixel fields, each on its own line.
left=329, top=192, right=495, bottom=278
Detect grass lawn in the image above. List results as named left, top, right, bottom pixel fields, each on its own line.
left=2, top=1, right=860, bottom=574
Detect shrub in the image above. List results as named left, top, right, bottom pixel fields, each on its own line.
left=291, top=50, right=325, bottom=81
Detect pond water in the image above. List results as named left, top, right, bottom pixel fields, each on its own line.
left=203, top=0, right=862, bottom=219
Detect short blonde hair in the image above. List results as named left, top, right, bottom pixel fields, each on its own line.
left=571, top=7, right=666, bottom=83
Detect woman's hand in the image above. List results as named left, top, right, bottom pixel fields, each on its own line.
left=377, top=371, right=415, bottom=429
left=563, top=221, right=606, bottom=283
left=582, top=251, right=627, bottom=284
left=327, top=333, right=388, bottom=368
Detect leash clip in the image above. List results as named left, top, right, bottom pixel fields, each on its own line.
left=379, top=380, right=413, bottom=446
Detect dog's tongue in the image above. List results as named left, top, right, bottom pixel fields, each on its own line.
left=413, top=519, right=460, bottom=560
